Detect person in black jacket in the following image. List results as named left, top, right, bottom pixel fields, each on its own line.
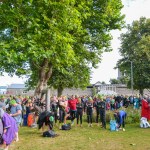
left=51, top=96, right=59, bottom=125
left=98, top=95, right=106, bottom=129
left=86, top=97, right=93, bottom=127
left=94, top=96, right=101, bottom=126
left=76, top=98, right=84, bottom=127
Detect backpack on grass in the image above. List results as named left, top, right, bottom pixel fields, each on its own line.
left=43, top=130, right=57, bottom=138
left=110, top=120, right=117, bottom=131
left=61, top=123, right=71, bottom=130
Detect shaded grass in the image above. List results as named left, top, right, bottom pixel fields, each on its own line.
left=10, top=121, right=150, bottom=150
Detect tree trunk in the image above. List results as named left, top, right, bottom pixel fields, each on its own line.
left=34, top=59, right=52, bottom=97
left=57, top=87, right=63, bottom=97
left=46, top=89, right=50, bottom=111
left=139, top=88, right=144, bottom=96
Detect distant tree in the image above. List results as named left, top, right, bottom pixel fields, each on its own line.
left=117, top=17, right=150, bottom=95
left=109, top=78, right=120, bottom=84
left=101, top=81, right=106, bottom=85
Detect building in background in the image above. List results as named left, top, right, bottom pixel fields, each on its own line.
left=0, top=86, right=7, bottom=94
left=6, top=84, right=34, bottom=95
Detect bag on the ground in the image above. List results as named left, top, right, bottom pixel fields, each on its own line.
left=43, top=130, right=57, bottom=138
left=140, top=117, right=150, bottom=128
left=110, top=120, right=117, bottom=131
left=27, top=113, right=35, bottom=127
left=61, top=123, right=71, bottom=130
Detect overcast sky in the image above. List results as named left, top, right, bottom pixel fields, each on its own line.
left=91, top=0, right=150, bottom=84
left=0, top=0, right=150, bottom=86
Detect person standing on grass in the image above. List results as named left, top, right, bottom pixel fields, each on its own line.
left=94, top=96, right=101, bottom=126
left=114, top=109, right=127, bottom=131
left=51, top=96, right=59, bottom=125
left=58, top=96, right=68, bottom=129
left=0, top=108, right=18, bottom=150
left=9, top=100, right=22, bottom=142
left=68, top=95, right=78, bottom=125
left=86, top=97, right=93, bottom=127
left=76, top=98, right=84, bottom=127
left=98, top=95, right=106, bottom=129
left=141, top=95, right=150, bottom=121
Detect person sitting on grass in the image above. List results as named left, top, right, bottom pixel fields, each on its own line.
left=0, top=108, right=18, bottom=150
left=114, top=109, right=127, bottom=131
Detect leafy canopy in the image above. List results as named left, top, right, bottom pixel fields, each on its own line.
left=0, top=0, right=124, bottom=91
left=117, top=17, right=150, bottom=94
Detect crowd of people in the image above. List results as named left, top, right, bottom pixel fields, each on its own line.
left=0, top=93, right=150, bottom=149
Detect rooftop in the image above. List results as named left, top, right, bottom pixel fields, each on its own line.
left=7, top=84, right=26, bottom=89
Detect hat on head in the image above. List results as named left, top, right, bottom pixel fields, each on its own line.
left=10, top=100, right=17, bottom=105
left=98, top=94, right=103, bottom=100
left=88, top=97, right=92, bottom=101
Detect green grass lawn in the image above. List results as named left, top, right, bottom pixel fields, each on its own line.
left=9, top=121, right=150, bottom=150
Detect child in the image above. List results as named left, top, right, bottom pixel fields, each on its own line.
left=76, top=98, right=84, bottom=127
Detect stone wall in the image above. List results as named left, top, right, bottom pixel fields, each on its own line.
left=6, top=86, right=150, bottom=97
left=50, top=88, right=92, bottom=96
left=116, top=86, right=150, bottom=96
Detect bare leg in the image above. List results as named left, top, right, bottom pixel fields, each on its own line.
left=4, top=145, right=9, bottom=150
left=42, top=123, right=45, bottom=132
left=64, top=114, right=70, bottom=125
left=15, top=132, right=19, bottom=142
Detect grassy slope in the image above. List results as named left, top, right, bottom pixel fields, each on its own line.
left=10, top=122, right=150, bottom=150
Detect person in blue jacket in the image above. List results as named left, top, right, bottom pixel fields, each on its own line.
left=114, top=110, right=127, bottom=131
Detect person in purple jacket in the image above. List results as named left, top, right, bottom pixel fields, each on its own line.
left=114, top=110, right=127, bottom=131
left=0, top=108, right=18, bottom=150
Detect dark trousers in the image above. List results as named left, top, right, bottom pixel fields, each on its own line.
left=87, top=109, right=93, bottom=124
left=76, top=110, right=83, bottom=124
left=118, top=116, right=125, bottom=128
left=59, top=109, right=65, bottom=123
left=70, top=110, right=76, bottom=122
left=100, top=110, right=106, bottom=128
left=54, top=110, right=58, bottom=123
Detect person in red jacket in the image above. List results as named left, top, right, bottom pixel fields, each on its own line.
left=141, top=96, right=150, bottom=120
left=68, top=95, right=78, bottom=125
left=147, top=95, right=150, bottom=121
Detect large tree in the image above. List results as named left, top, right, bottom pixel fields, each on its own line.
left=117, top=17, right=150, bottom=95
left=0, top=0, right=124, bottom=96
left=26, top=62, right=91, bottom=96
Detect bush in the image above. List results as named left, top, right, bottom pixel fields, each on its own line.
left=105, top=106, right=141, bottom=124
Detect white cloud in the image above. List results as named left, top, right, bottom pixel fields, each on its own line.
left=0, top=74, right=26, bottom=86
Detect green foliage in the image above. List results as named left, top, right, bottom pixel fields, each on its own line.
left=0, top=0, right=124, bottom=93
left=109, top=77, right=129, bottom=84
left=92, top=87, right=97, bottom=96
left=117, top=17, right=150, bottom=94
left=109, top=78, right=120, bottom=84
left=125, top=107, right=140, bottom=124
left=105, top=106, right=140, bottom=124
